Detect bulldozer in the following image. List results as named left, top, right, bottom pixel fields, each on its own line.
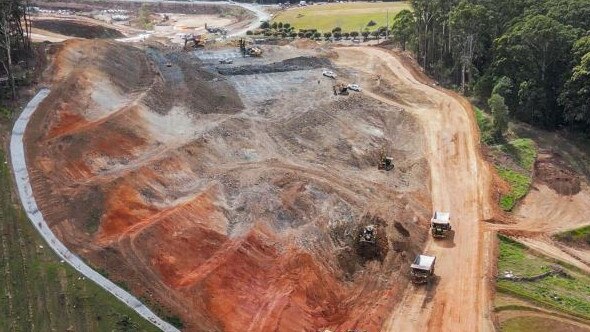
left=378, top=150, right=394, bottom=171
left=333, top=83, right=349, bottom=95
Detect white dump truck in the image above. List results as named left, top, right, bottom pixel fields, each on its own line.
left=411, top=254, right=436, bottom=284
left=431, top=211, right=451, bottom=238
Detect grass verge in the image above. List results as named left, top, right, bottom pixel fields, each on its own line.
left=0, top=149, right=158, bottom=331
left=473, top=107, right=537, bottom=211
left=495, top=138, right=537, bottom=211
left=496, top=235, right=590, bottom=321
left=496, top=166, right=532, bottom=211
left=272, top=2, right=411, bottom=32
left=554, top=225, right=590, bottom=247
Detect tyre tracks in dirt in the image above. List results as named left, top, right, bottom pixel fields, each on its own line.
left=11, top=89, right=180, bottom=332
left=334, top=47, right=495, bottom=332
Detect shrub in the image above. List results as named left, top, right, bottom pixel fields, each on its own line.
left=343, top=32, right=350, bottom=39
left=305, top=31, right=313, bottom=38
left=260, top=21, right=270, bottom=29
left=271, top=21, right=278, bottom=29
left=313, top=32, right=322, bottom=39
left=334, top=32, right=342, bottom=39
left=278, top=22, right=283, bottom=29
left=284, top=23, right=291, bottom=30
left=332, top=26, right=342, bottom=33
left=246, top=30, right=253, bottom=35
left=323, top=32, right=332, bottom=39
left=298, top=32, right=305, bottom=38
left=350, top=31, right=358, bottom=38
left=367, top=20, right=377, bottom=27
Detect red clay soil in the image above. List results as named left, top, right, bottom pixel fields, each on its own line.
left=25, top=40, right=432, bottom=331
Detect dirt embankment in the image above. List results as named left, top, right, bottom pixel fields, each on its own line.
left=217, top=56, right=331, bottom=75
left=26, top=40, right=431, bottom=331
left=33, top=0, right=251, bottom=19
left=31, top=19, right=125, bottom=39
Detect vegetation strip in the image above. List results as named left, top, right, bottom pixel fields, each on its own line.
left=497, top=235, right=590, bottom=321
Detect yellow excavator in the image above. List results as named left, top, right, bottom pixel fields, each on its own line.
left=182, top=33, right=206, bottom=51
left=238, top=38, right=263, bottom=57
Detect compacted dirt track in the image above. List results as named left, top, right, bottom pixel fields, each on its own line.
left=334, top=47, right=495, bottom=331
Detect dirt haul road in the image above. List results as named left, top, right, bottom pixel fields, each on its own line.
left=334, top=47, right=495, bottom=331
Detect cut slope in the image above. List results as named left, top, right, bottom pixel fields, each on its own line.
left=26, top=40, right=431, bottom=331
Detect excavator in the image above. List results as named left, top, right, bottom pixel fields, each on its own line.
left=182, top=33, right=206, bottom=50
left=238, top=38, right=263, bottom=57
left=332, top=83, right=349, bottom=95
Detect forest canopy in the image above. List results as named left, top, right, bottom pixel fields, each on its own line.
left=391, top=0, right=590, bottom=133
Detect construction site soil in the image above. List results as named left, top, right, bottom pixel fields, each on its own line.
left=32, top=19, right=125, bottom=39
left=33, top=0, right=248, bottom=16
left=25, top=39, right=433, bottom=331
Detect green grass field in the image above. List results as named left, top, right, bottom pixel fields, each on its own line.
left=501, top=316, right=587, bottom=332
left=496, top=235, right=590, bottom=321
left=272, top=1, right=411, bottom=32
left=0, top=150, right=158, bottom=332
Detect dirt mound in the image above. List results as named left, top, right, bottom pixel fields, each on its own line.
left=32, top=19, right=125, bottom=39
left=26, top=40, right=431, bottom=331
left=535, top=151, right=581, bottom=195
left=217, top=56, right=330, bottom=75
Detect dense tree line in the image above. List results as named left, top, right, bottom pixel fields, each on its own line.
left=0, top=0, right=32, bottom=99
left=391, top=0, right=590, bottom=133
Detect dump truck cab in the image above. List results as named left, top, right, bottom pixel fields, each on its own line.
left=431, top=211, right=451, bottom=238
left=411, top=254, right=436, bottom=284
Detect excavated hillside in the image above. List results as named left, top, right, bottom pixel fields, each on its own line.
left=26, top=39, right=432, bottom=331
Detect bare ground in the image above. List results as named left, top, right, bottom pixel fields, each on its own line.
left=25, top=40, right=435, bottom=331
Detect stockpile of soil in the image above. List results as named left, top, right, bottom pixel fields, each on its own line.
left=535, top=151, right=581, bottom=195
left=32, top=20, right=125, bottom=39
left=217, top=56, right=331, bottom=75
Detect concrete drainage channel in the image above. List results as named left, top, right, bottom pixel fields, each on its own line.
left=10, top=89, right=180, bottom=332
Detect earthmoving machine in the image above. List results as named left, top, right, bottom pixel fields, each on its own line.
left=359, top=225, right=376, bottom=244
left=378, top=150, right=394, bottom=171
left=333, top=83, right=349, bottom=95
left=322, top=70, right=337, bottom=79
left=182, top=33, right=206, bottom=50
left=205, top=23, right=227, bottom=35
left=410, top=254, right=436, bottom=284
left=431, top=211, right=451, bottom=238
left=238, top=38, right=263, bottom=57
left=247, top=46, right=263, bottom=57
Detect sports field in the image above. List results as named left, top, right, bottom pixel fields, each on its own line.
left=272, top=1, right=411, bottom=32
